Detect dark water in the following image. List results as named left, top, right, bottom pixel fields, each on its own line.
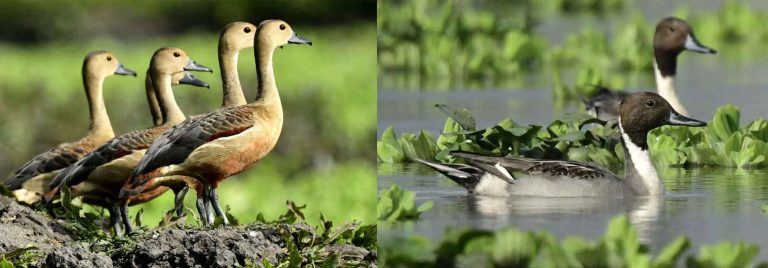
left=379, top=163, right=768, bottom=259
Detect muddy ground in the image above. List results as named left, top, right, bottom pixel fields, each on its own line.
left=0, top=196, right=376, bottom=267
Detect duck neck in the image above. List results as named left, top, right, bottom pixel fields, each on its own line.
left=619, top=120, right=664, bottom=196
left=254, top=42, right=281, bottom=110
left=144, top=71, right=163, bottom=126
left=653, top=59, right=688, bottom=115
left=219, top=45, right=247, bottom=107
left=152, top=74, right=186, bottom=126
left=83, top=73, right=114, bottom=139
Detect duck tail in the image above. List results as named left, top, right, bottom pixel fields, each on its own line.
left=414, top=158, right=482, bottom=192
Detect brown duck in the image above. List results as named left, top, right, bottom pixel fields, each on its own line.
left=45, top=47, right=211, bottom=235
left=122, top=20, right=312, bottom=226
left=5, top=51, right=136, bottom=204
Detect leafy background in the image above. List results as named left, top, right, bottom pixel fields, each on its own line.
left=0, top=0, right=376, bottom=227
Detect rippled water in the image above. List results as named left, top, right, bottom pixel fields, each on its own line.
left=379, top=163, right=768, bottom=258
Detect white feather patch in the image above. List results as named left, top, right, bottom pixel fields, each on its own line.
left=494, top=163, right=516, bottom=182
left=619, top=122, right=663, bottom=195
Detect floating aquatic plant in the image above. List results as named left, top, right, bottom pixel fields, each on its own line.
left=378, top=104, right=768, bottom=170
left=381, top=214, right=765, bottom=267
left=377, top=184, right=433, bottom=222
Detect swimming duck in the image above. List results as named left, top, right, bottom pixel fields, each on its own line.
left=120, top=20, right=312, bottom=227
left=419, top=92, right=706, bottom=197
left=5, top=51, right=136, bottom=204
left=585, top=17, right=716, bottom=120
left=45, top=47, right=211, bottom=235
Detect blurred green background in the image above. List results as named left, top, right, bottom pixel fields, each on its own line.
left=0, top=0, right=376, bottom=227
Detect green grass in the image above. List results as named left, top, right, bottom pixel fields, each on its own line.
left=0, top=23, right=376, bottom=227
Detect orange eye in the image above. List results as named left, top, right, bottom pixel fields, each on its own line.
left=173, top=52, right=181, bottom=57
left=244, top=27, right=251, bottom=33
left=279, top=24, right=286, bottom=30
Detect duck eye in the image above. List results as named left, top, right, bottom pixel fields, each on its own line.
left=279, top=24, right=286, bottom=30
left=646, top=100, right=656, bottom=107
left=244, top=27, right=251, bottom=33
left=106, top=56, right=112, bottom=61
left=173, top=52, right=181, bottom=57
left=669, top=27, right=675, bottom=32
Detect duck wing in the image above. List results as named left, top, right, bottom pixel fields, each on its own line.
left=49, top=128, right=164, bottom=188
left=5, top=141, right=89, bottom=190
left=450, top=151, right=614, bottom=180
left=126, top=106, right=257, bottom=189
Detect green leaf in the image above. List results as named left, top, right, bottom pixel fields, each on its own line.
left=652, top=236, right=690, bottom=268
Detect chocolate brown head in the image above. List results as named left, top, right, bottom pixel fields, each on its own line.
left=654, top=17, right=716, bottom=77
left=619, top=92, right=706, bottom=148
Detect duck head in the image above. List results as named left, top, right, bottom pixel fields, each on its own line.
left=149, top=47, right=211, bottom=88
left=83, top=50, right=136, bottom=80
left=619, top=92, right=706, bottom=149
left=256, top=20, right=312, bottom=50
left=220, top=21, right=257, bottom=52
left=654, top=17, right=716, bottom=77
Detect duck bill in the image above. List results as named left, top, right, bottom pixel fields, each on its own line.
left=114, top=64, right=137, bottom=76
left=179, top=71, right=209, bottom=88
left=287, top=32, right=312, bottom=46
left=684, top=34, right=716, bottom=54
left=667, top=111, right=707, bottom=127
left=184, top=59, right=213, bottom=72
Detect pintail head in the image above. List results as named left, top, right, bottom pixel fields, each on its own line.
left=618, top=92, right=706, bottom=148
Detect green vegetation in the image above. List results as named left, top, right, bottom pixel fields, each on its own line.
left=379, top=0, right=768, bottom=92
left=378, top=104, right=768, bottom=169
left=378, top=184, right=433, bottom=222
left=0, top=23, right=376, bottom=228
left=381, top=214, right=765, bottom=267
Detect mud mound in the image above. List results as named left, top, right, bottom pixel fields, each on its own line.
left=0, top=195, right=376, bottom=267
left=0, top=196, right=73, bottom=256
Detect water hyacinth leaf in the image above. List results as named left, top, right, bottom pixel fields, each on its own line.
left=378, top=184, right=432, bottom=222
left=653, top=236, right=690, bottom=268
left=709, top=104, right=741, bottom=142
left=489, top=229, right=538, bottom=267
left=399, top=131, right=437, bottom=161
left=435, top=104, right=476, bottom=131
left=686, top=241, right=759, bottom=268
left=378, top=127, right=405, bottom=163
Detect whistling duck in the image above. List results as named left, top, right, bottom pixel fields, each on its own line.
left=5, top=51, right=136, bottom=204
left=121, top=20, right=312, bottom=226
left=584, top=17, right=716, bottom=120
left=46, top=47, right=211, bottom=235
left=115, top=22, right=257, bottom=223
left=420, top=92, right=707, bottom=197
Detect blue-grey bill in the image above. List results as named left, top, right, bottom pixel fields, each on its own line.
left=667, top=111, right=706, bottom=126
left=114, top=64, right=137, bottom=76
left=684, top=34, right=716, bottom=54
left=287, top=32, right=312, bottom=46
left=184, top=59, right=213, bottom=72
left=179, top=71, right=209, bottom=88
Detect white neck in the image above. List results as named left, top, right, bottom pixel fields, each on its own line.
left=619, top=121, right=664, bottom=195
left=653, top=61, right=688, bottom=115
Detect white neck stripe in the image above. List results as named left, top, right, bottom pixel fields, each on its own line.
left=619, top=121, right=663, bottom=195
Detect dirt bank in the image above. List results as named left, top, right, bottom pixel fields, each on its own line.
left=0, top=196, right=376, bottom=267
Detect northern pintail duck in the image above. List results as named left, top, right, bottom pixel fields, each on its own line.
left=585, top=17, right=716, bottom=121
left=45, top=48, right=211, bottom=235
left=5, top=51, right=136, bottom=204
left=120, top=20, right=312, bottom=227
left=419, top=92, right=706, bottom=197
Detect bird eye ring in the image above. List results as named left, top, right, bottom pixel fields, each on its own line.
left=646, top=100, right=656, bottom=107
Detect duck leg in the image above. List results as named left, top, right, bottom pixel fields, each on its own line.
left=203, top=184, right=215, bottom=225
left=109, top=203, right=123, bottom=236
left=210, top=187, right=229, bottom=225
left=120, top=202, right=133, bottom=234
left=173, top=185, right=189, bottom=217
left=196, top=195, right=209, bottom=226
